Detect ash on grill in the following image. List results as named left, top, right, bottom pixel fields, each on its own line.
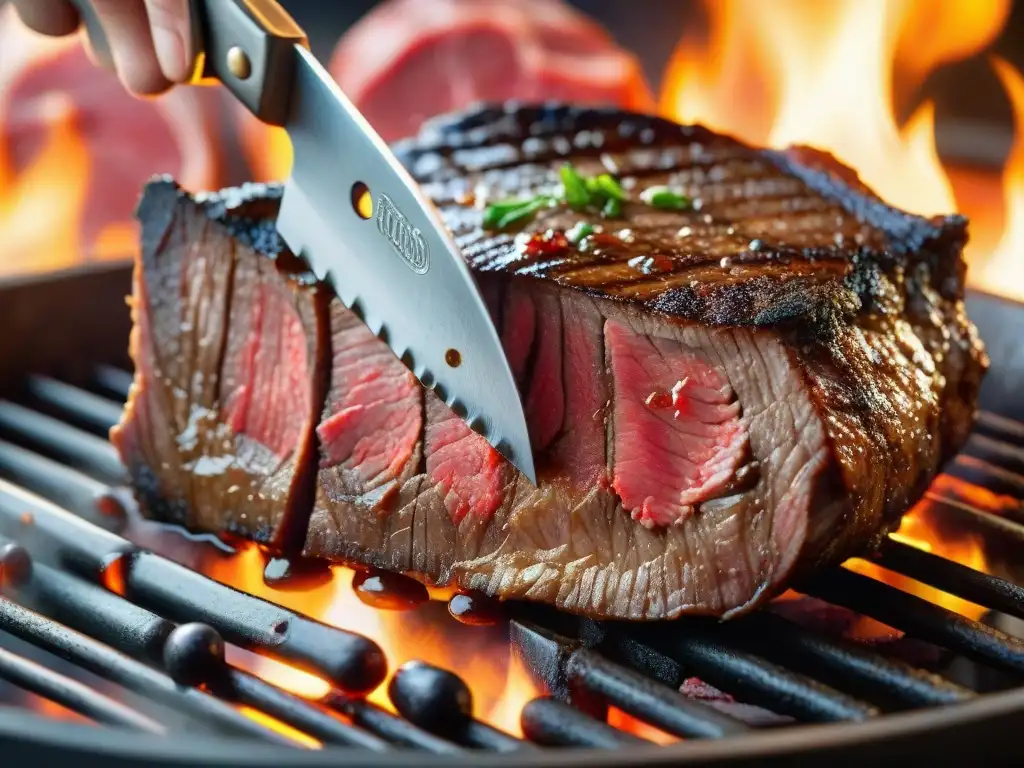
left=0, top=363, right=1024, bottom=760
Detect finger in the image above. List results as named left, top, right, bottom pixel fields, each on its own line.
left=11, top=0, right=81, bottom=37
left=90, top=0, right=170, bottom=95
left=143, top=0, right=192, bottom=83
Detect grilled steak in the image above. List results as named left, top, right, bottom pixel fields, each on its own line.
left=111, top=104, right=987, bottom=620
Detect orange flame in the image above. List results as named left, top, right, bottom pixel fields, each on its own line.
left=0, top=94, right=87, bottom=274
left=846, top=501, right=988, bottom=622
left=660, top=0, right=1024, bottom=302
left=972, top=55, right=1024, bottom=302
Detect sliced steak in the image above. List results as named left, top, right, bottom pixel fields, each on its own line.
left=114, top=104, right=987, bottom=620
left=110, top=181, right=329, bottom=551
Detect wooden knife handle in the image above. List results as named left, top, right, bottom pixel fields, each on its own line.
left=191, top=0, right=308, bottom=126
left=66, top=0, right=308, bottom=128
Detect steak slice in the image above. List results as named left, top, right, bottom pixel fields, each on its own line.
left=110, top=180, right=329, bottom=550
left=114, top=104, right=987, bottom=620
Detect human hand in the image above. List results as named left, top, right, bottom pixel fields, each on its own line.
left=11, top=0, right=193, bottom=96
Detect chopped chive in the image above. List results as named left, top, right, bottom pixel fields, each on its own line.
left=602, top=197, right=623, bottom=218
left=483, top=196, right=554, bottom=229
left=566, top=221, right=595, bottom=243
left=495, top=196, right=551, bottom=228
left=640, top=185, right=691, bottom=210
left=595, top=173, right=625, bottom=201
left=585, top=177, right=601, bottom=195
left=560, top=163, right=591, bottom=209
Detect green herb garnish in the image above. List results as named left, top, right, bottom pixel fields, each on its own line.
left=566, top=221, right=595, bottom=243
left=602, top=197, right=623, bottom=218
left=595, top=173, right=625, bottom=201
left=640, top=185, right=691, bottom=210
left=560, top=163, right=592, bottom=209
left=482, top=164, right=682, bottom=232
left=482, top=195, right=556, bottom=228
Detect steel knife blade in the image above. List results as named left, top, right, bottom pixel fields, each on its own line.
left=69, top=0, right=536, bottom=484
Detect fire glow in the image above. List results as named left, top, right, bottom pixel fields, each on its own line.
left=0, top=0, right=1021, bottom=744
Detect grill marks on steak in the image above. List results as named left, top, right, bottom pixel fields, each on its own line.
left=116, top=104, right=986, bottom=620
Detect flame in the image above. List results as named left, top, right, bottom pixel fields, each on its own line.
left=0, top=95, right=87, bottom=274
left=846, top=500, right=989, bottom=621
left=660, top=0, right=1003, bottom=217
left=972, top=55, right=1024, bottom=302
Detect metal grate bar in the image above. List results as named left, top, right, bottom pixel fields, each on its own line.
left=875, top=538, right=1024, bottom=622
left=0, top=480, right=387, bottom=695
left=0, top=644, right=162, bottom=732
left=324, top=693, right=465, bottom=753
left=965, top=433, right=1024, bottom=477
left=520, top=697, right=651, bottom=748
left=0, top=402, right=127, bottom=484
left=977, top=411, right=1024, bottom=444
left=806, top=568, right=1024, bottom=678
left=926, top=493, right=1024, bottom=551
left=386, top=662, right=529, bottom=751
left=8, top=532, right=426, bottom=752
left=512, top=620, right=749, bottom=738
left=625, top=622, right=879, bottom=722
left=0, top=440, right=116, bottom=521
left=91, top=367, right=134, bottom=401
left=15, top=558, right=172, bottom=664
left=948, top=456, right=1024, bottom=500
left=24, top=377, right=123, bottom=435
left=725, top=611, right=973, bottom=709
left=215, top=662, right=390, bottom=750
left=0, top=591, right=287, bottom=743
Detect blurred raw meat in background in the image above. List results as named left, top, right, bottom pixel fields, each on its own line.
left=236, top=0, right=653, bottom=181
left=0, top=5, right=224, bottom=273
left=329, top=0, right=653, bottom=141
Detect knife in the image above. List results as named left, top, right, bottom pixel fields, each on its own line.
left=68, top=0, right=537, bottom=484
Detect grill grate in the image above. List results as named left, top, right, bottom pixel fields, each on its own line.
left=1, top=368, right=1024, bottom=760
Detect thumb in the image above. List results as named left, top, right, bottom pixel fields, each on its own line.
left=144, top=0, right=193, bottom=82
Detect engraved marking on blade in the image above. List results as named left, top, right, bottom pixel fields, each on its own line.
left=376, top=193, right=429, bottom=274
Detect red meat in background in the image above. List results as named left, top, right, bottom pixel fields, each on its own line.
left=0, top=6, right=224, bottom=273
left=237, top=0, right=655, bottom=181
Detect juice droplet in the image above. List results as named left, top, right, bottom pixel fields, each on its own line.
left=448, top=592, right=502, bottom=626
left=645, top=390, right=672, bottom=409
left=19, top=512, right=33, bottom=526
left=353, top=568, right=429, bottom=611
left=263, top=557, right=333, bottom=591
left=99, top=551, right=130, bottom=596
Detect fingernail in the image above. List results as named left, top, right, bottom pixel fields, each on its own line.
left=151, top=26, right=187, bottom=82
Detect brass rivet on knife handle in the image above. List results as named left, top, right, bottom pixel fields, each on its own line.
left=226, top=46, right=252, bottom=80
left=190, top=0, right=308, bottom=127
